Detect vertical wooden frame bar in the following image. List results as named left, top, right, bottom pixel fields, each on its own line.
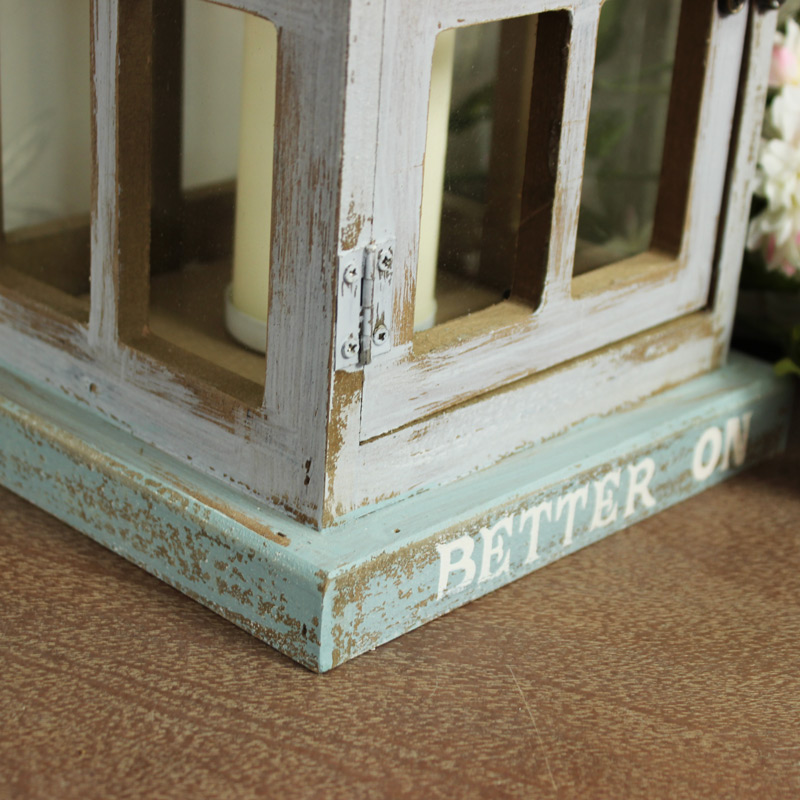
left=89, top=0, right=116, bottom=349
left=90, top=0, right=152, bottom=348
left=322, top=0, right=385, bottom=523
left=150, top=0, right=185, bottom=276
left=711, top=6, right=778, bottom=356
left=115, top=0, right=153, bottom=343
left=260, top=0, right=350, bottom=521
left=539, top=0, right=600, bottom=300
left=511, top=11, right=571, bottom=306
left=478, top=16, right=537, bottom=293
left=516, top=5, right=599, bottom=307
left=651, top=1, right=717, bottom=256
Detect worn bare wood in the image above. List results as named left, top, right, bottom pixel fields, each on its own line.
left=477, top=15, right=537, bottom=293
left=181, top=181, right=236, bottom=264
left=150, top=0, right=185, bottom=276
left=0, top=269, right=89, bottom=324
left=1, top=405, right=798, bottom=798
left=147, top=258, right=264, bottom=389
left=112, top=0, right=153, bottom=343
left=0, top=215, right=90, bottom=296
left=512, top=10, right=571, bottom=307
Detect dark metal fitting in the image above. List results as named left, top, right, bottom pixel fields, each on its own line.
left=720, top=0, right=745, bottom=12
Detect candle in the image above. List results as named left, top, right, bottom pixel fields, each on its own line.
left=226, top=22, right=454, bottom=349
left=225, top=13, right=277, bottom=352
left=415, top=28, right=456, bottom=332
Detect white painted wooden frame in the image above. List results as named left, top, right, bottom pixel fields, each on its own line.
left=323, top=2, right=776, bottom=516
left=360, top=0, right=749, bottom=440
left=0, top=0, right=351, bottom=528
left=0, top=0, right=778, bottom=528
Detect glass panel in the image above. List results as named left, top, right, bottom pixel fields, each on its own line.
left=417, top=17, right=535, bottom=330
left=0, top=0, right=91, bottom=309
left=574, top=0, right=682, bottom=275
left=147, top=1, right=276, bottom=398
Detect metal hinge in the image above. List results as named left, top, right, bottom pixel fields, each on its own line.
left=335, top=240, right=395, bottom=370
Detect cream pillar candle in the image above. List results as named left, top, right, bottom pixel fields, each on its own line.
left=415, top=28, right=456, bottom=332
left=225, top=14, right=278, bottom=352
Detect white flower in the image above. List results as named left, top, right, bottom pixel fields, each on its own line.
left=747, top=22, right=800, bottom=282
left=754, top=138, right=800, bottom=211
left=748, top=208, right=800, bottom=279
left=767, top=84, right=800, bottom=144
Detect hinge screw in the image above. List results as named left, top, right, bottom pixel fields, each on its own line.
left=719, top=0, right=745, bottom=12
left=343, top=264, right=359, bottom=286
left=377, top=247, right=393, bottom=278
left=372, top=324, right=389, bottom=346
left=341, top=335, right=359, bottom=360
left=757, top=0, right=786, bottom=9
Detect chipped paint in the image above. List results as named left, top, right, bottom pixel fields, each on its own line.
left=0, top=354, right=791, bottom=672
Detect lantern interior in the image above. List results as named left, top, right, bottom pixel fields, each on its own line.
left=575, top=0, right=682, bottom=274
left=0, top=0, right=91, bottom=320
left=135, top=0, right=278, bottom=406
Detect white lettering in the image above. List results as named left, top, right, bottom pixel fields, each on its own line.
left=692, top=426, right=723, bottom=482
left=519, top=500, right=552, bottom=564
left=624, top=458, right=657, bottom=518
left=721, top=412, right=752, bottom=471
left=590, top=469, right=621, bottom=531
left=479, top=518, right=513, bottom=583
left=557, top=486, right=589, bottom=547
left=436, top=535, right=476, bottom=600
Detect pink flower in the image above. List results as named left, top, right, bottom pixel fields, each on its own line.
left=771, top=44, right=798, bottom=87
left=769, top=20, right=800, bottom=88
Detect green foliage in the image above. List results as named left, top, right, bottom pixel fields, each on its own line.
left=779, top=324, right=800, bottom=376
left=740, top=249, right=800, bottom=295
left=595, top=0, right=628, bottom=64
left=584, top=108, right=630, bottom=160
left=448, top=85, right=494, bottom=135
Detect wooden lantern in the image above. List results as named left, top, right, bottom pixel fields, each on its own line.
left=0, top=0, right=793, bottom=670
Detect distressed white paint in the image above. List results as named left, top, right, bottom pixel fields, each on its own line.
left=711, top=8, right=778, bottom=356
left=436, top=414, right=753, bottom=601
left=2, top=0, right=354, bottom=528
left=0, top=0, right=779, bottom=531
left=351, top=318, right=717, bottom=510
left=359, top=1, right=749, bottom=440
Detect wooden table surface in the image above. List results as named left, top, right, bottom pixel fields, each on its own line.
left=1, top=397, right=798, bottom=800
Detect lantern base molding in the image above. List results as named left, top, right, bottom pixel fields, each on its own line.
left=0, top=353, right=792, bottom=672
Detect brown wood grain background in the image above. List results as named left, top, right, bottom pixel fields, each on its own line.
left=1, top=396, right=798, bottom=800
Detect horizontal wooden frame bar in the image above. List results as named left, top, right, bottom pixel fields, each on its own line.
left=361, top=0, right=748, bottom=442
left=353, top=310, right=719, bottom=509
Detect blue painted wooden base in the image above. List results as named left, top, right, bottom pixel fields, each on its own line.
left=0, top=354, right=793, bottom=671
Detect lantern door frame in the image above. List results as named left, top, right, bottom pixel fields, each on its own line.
left=357, top=0, right=748, bottom=441
left=324, top=1, right=772, bottom=519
